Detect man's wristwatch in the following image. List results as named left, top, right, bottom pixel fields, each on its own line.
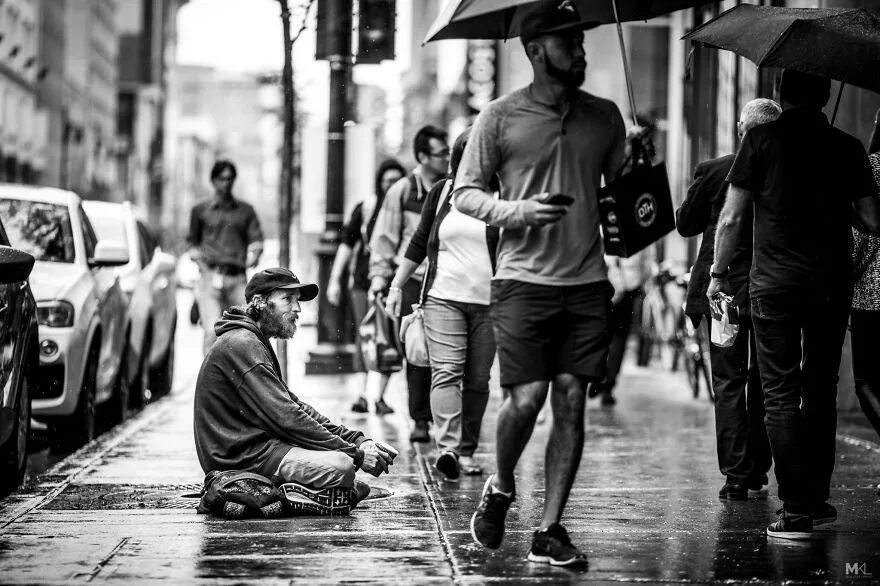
left=710, top=266, right=728, bottom=279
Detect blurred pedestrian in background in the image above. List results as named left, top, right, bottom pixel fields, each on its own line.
left=187, top=159, right=263, bottom=354
left=592, top=250, right=650, bottom=406
left=385, top=127, right=498, bottom=480
left=709, top=70, right=880, bottom=540
left=369, top=125, right=449, bottom=442
left=851, top=107, right=880, bottom=443
left=678, top=98, right=780, bottom=501
left=327, top=159, right=406, bottom=416
left=453, top=3, right=626, bottom=566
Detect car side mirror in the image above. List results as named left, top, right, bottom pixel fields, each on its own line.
left=0, top=246, right=35, bottom=284
left=90, top=240, right=130, bottom=267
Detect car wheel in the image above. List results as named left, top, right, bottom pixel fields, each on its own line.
left=106, top=343, right=131, bottom=425
left=50, top=344, right=98, bottom=451
left=0, top=371, right=31, bottom=497
left=149, top=326, right=175, bottom=398
left=130, top=329, right=152, bottom=409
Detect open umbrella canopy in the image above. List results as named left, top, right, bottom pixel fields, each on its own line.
left=425, top=0, right=717, bottom=43
left=684, top=4, right=880, bottom=94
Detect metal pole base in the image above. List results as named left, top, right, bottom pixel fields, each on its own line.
left=305, top=343, right=359, bottom=375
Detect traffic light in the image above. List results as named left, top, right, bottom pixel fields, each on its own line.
left=356, top=0, right=395, bottom=64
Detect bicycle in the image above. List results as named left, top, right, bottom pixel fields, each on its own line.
left=636, top=263, right=680, bottom=368
left=670, top=273, right=714, bottom=401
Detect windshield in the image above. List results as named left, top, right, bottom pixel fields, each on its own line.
left=0, top=198, right=76, bottom=263
left=85, top=206, right=128, bottom=247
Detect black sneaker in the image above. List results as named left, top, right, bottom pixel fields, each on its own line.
left=766, top=509, right=813, bottom=540
left=435, top=451, right=460, bottom=480
left=812, top=502, right=837, bottom=525
left=719, top=479, right=748, bottom=501
left=351, top=397, right=369, bottom=413
left=410, top=420, right=430, bottom=443
left=528, top=523, right=589, bottom=567
left=746, top=474, right=769, bottom=491
left=470, top=474, right=514, bottom=549
left=374, top=399, right=394, bottom=416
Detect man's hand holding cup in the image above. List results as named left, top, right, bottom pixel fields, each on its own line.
left=358, top=440, right=395, bottom=477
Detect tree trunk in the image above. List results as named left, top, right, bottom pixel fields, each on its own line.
left=277, top=0, right=295, bottom=379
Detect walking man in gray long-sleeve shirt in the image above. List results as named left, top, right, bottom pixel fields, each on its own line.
left=453, top=2, right=626, bottom=567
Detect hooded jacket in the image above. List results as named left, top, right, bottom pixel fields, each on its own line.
left=193, top=308, right=367, bottom=478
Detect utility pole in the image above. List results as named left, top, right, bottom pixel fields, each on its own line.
left=306, top=0, right=356, bottom=374
left=277, top=0, right=295, bottom=378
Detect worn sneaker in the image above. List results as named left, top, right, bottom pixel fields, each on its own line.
left=435, top=451, right=460, bottom=480
left=351, top=397, right=369, bottom=413
left=374, top=399, right=394, bottom=415
left=470, top=474, right=514, bottom=549
left=528, top=523, right=589, bottom=567
left=719, top=479, right=748, bottom=501
left=812, top=502, right=837, bottom=525
left=766, top=509, right=813, bottom=540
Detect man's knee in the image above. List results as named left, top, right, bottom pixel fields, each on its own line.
left=505, top=382, right=548, bottom=417
left=551, top=375, right=586, bottom=424
left=278, top=449, right=356, bottom=489
left=323, top=452, right=356, bottom=488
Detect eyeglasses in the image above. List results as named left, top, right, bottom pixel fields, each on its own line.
left=215, top=174, right=235, bottom=182
left=427, top=149, right=450, bottom=159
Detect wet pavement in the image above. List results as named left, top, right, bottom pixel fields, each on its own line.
left=1, top=290, right=879, bottom=584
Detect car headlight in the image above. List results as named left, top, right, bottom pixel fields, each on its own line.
left=37, top=300, right=75, bottom=327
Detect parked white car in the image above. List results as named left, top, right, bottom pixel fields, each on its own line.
left=0, top=186, right=130, bottom=449
left=83, top=201, right=178, bottom=401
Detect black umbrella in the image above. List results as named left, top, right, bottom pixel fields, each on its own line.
left=425, top=0, right=718, bottom=125
left=684, top=4, right=880, bottom=118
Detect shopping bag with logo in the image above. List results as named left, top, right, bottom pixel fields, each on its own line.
left=709, top=293, right=740, bottom=348
left=597, top=140, right=675, bottom=258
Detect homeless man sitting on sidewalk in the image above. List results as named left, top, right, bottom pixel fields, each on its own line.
left=193, top=267, right=394, bottom=507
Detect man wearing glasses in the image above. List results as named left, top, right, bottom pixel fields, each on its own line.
left=187, top=159, right=264, bottom=354
left=369, top=125, right=449, bottom=442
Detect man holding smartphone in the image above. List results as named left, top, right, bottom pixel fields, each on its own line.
left=452, top=1, right=626, bottom=567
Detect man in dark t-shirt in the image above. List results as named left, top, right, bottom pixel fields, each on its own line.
left=709, top=70, right=880, bottom=540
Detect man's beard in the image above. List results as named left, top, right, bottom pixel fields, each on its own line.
left=546, top=55, right=585, bottom=89
left=260, top=304, right=298, bottom=339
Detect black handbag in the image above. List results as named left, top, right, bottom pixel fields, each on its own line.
left=597, top=140, right=675, bottom=257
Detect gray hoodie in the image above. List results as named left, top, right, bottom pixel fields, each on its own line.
left=193, top=308, right=366, bottom=478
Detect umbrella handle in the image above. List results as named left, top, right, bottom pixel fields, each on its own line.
left=612, top=0, right=639, bottom=127
left=831, top=82, right=844, bottom=126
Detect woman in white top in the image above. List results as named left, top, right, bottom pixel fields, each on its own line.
left=386, top=128, right=499, bottom=479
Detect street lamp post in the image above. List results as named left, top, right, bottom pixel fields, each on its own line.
left=306, top=0, right=357, bottom=374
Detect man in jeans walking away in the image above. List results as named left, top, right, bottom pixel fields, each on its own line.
left=188, top=160, right=264, bottom=354
left=710, top=70, right=880, bottom=540
left=369, top=125, right=449, bottom=442
left=453, top=2, right=626, bottom=566
left=677, top=99, right=780, bottom=501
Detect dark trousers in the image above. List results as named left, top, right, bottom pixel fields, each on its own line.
left=402, top=279, right=432, bottom=422
left=851, top=309, right=880, bottom=439
left=751, top=292, right=850, bottom=513
left=596, top=289, right=640, bottom=393
left=710, top=314, right=772, bottom=482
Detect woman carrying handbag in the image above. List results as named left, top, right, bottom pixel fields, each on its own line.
left=385, top=127, right=499, bottom=480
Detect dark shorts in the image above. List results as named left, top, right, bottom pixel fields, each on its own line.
left=490, top=279, right=613, bottom=387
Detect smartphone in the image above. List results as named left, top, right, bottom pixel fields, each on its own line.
left=374, top=441, right=399, bottom=462
left=545, top=193, right=575, bottom=206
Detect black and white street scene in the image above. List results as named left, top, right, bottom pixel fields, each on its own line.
left=2, top=0, right=880, bottom=583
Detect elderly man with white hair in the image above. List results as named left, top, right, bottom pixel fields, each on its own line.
left=675, top=98, right=782, bottom=502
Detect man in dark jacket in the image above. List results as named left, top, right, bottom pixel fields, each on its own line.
left=194, top=267, right=394, bottom=492
left=676, top=99, right=780, bottom=502
left=710, top=70, right=880, bottom=539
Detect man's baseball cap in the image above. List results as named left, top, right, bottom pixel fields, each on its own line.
left=519, top=0, right=592, bottom=44
left=245, top=267, right=319, bottom=303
